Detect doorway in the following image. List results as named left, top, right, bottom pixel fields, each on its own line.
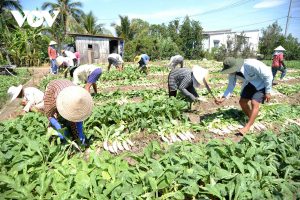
left=109, top=40, right=118, bottom=54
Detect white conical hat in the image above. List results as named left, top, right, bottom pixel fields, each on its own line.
left=274, top=45, right=285, bottom=51
left=49, top=41, right=57, bottom=46
left=56, top=86, right=93, bottom=122
left=192, top=65, right=209, bottom=85
left=7, top=85, right=23, bottom=102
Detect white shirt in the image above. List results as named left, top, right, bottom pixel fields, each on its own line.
left=62, top=56, right=74, bottom=67
left=108, top=53, right=124, bottom=63
left=223, top=59, right=273, bottom=98
left=23, top=87, right=44, bottom=112
left=64, top=50, right=76, bottom=60
left=73, top=64, right=100, bottom=85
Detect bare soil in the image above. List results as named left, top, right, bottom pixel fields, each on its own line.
left=0, top=67, right=49, bottom=121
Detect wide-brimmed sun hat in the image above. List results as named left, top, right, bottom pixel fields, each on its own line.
left=56, top=86, right=93, bottom=122
left=134, top=55, right=142, bottom=63
left=49, top=41, right=57, bottom=46
left=56, top=56, right=64, bottom=67
left=274, top=45, right=286, bottom=51
left=192, top=65, right=209, bottom=86
left=221, top=57, right=244, bottom=74
left=7, top=85, right=23, bottom=102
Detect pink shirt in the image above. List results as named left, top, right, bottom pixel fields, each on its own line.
left=75, top=52, right=80, bottom=59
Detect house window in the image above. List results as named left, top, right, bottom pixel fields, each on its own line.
left=213, top=40, right=220, bottom=48
left=88, top=44, right=93, bottom=49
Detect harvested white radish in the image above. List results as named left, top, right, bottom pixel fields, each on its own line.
left=183, top=132, right=192, bottom=141
left=117, top=141, right=124, bottom=151
left=186, top=131, right=195, bottom=140
left=122, top=141, right=130, bottom=150
left=227, top=125, right=236, bottom=131
left=253, top=124, right=261, bottom=131
left=161, top=135, right=170, bottom=144
left=108, top=145, right=115, bottom=153
left=112, top=141, right=119, bottom=153
left=210, top=128, right=222, bottom=135
left=222, top=127, right=231, bottom=134
left=257, top=123, right=266, bottom=130
left=177, top=132, right=187, bottom=141
left=126, top=139, right=134, bottom=147
left=170, top=133, right=180, bottom=142
left=103, top=140, right=109, bottom=151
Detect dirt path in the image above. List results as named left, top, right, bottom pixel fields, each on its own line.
left=0, top=67, right=49, bottom=121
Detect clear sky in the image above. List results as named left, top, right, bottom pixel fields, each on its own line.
left=21, top=0, right=300, bottom=40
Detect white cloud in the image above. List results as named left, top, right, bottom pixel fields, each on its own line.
left=125, top=8, right=203, bottom=23
left=254, top=0, right=286, bottom=9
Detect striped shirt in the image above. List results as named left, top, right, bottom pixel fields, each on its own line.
left=44, top=80, right=78, bottom=138
left=168, top=68, right=198, bottom=101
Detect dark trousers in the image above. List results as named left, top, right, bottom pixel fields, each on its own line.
left=272, top=66, right=286, bottom=80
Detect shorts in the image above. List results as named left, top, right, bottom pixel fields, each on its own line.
left=87, top=68, right=102, bottom=83
left=241, top=83, right=265, bottom=103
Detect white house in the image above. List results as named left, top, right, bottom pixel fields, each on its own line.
left=203, top=29, right=260, bottom=53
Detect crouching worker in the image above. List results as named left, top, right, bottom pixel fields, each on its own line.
left=107, top=53, right=124, bottom=71
left=168, top=66, right=212, bottom=106
left=215, top=57, right=273, bottom=136
left=134, top=54, right=150, bottom=74
left=72, top=64, right=102, bottom=94
left=44, top=80, right=93, bottom=144
left=7, top=85, right=44, bottom=113
left=56, top=56, right=77, bottom=78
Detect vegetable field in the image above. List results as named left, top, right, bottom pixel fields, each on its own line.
left=0, top=60, right=300, bottom=199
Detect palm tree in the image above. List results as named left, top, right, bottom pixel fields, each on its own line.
left=0, top=0, right=21, bottom=13
left=82, top=11, right=104, bottom=35
left=42, top=0, right=83, bottom=35
left=113, top=15, right=132, bottom=40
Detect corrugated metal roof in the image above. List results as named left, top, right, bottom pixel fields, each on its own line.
left=68, top=33, right=124, bottom=40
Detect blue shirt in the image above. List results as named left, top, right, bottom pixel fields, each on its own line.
left=141, top=54, right=150, bottom=63
left=223, top=59, right=273, bottom=98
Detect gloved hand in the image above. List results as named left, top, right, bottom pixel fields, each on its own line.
left=49, top=117, right=64, bottom=140
left=76, top=122, right=86, bottom=145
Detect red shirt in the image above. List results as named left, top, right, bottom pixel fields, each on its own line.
left=272, top=52, right=283, bottom=67
left=48, top=46, right=57, bottom=60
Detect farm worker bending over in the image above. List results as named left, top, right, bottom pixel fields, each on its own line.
left=107, top=53, right=124, bottom=71
left=168, top=66, right=211, bottom=103
left=72, top=64, right=102, bottom=94
left=215, top=57, right=273, bottom=136
left=61, top=50, right=78, bottom=67
left=44, top=80, right=93, bottom=144
left=56, top=56, right=77, bottom=78
left=134, top=54, right=150, bottom=74
left=272, top=45, right=286, bottom=82
left=7, top=85, right=44, bottom=113
left=168, top=55, right=184, bottom=69
left=48, top=41, right=58, bottom=74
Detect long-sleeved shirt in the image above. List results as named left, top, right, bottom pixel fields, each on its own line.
left=73, top=64, right=101, bottom=85
left=141, top=54, right=150, bottom=64
left=223, top=59, right=273, bottom=98
left=44, top=80, right=79, bottom=138
left=168, top=68, right=199, bottom=101
left=23, top=87, right=44, bottom=112
left=272, top=52, right=284, bottom=67
left=64, top=50, right=76, bottom=60
left=48, top=46, right=57, bottom=59
left=108, top=53, right=124, bottom=63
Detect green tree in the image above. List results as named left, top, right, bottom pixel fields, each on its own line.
left=82, top=11, right=104, bottom=34
left=42, top=0, right=83, bottom=36
left=114, top=15, right=133, bottom=40
left=259, top=22, right=282, bottom=58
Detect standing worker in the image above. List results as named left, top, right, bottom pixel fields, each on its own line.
left=272, top=45, right=287, bottom=83
left=168, top=55, right=184, bottom=69
left=107, top=53, right=124, bottom=71
left=72, top=64, right=102, bottom=94
left=168, top=66, right=212, bottom=103
left=48, top=41, right=58, bottom=74
left=7, top=85, right=44, bottom=113
left=215, top=57, right=273, bottom=136
left=134, top=54, right=150, bottom=74
left=44, top=79, right=93, bottom=145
